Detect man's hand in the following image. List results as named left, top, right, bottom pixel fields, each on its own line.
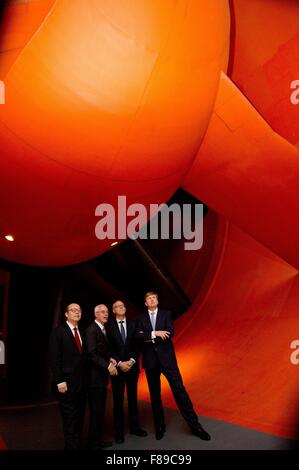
left=155, top=330, right=170, bottom=340
left=110, top=357, right=117, bottom=366
left=108, top=363, right=118, bottom=376
left=119, top=361, right=132, bottom=373
left=57, top=382, right=68, bottom=393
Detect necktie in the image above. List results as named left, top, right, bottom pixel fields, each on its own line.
left=150, top=312, right=156, bottom=331
left=102, top=327, right=106, bottom=336
left=119, top=321, right=126, bottom=343
left=73, top=327, right=82, bottom=353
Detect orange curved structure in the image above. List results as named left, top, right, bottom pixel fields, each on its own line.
left=183, top=73, right=299, bottom=269
left=1, top=0, right=299, bottom=443
left=230, top=0, right=299, bottom=147
left=138, top=218, right=299, bottom=439
left=0, top=0, right=229, bottom=265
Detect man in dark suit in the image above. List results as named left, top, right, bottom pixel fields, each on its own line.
left=49, top=303, right=86, bottom=450
left=85, top=304, right=118, bottom=450
left=136, top=292, right=211, bottom=441
left=107, top=300, right=147, bottom=444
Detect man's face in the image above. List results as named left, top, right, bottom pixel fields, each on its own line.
left=95, top=304, right=109, bottom=324
left=113, top=301, right=126, bottom=318
left=145, top=294, right=159, bottom=310
left=65, top=303, right=82, bottom=323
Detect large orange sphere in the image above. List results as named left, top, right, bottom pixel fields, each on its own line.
left=0, top=0, right=229, bottom=265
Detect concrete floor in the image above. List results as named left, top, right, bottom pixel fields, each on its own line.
left=0, top=392, right=297, bottom=451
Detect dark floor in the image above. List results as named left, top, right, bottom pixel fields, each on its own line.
left=0, top=392, right=297, bottom=450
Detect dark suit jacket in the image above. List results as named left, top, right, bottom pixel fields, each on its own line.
left=106, top=318, right=140, bottom=374
left=49, top=323, right=85, bottom=388
left=135, top=309, right=178, bottom=370
left=85, top=321, right=112, bottom=387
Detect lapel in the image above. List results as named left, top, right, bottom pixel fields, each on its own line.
left=117, top=318, right=128, bottom=344
left=64, top=322, right=79, bottom=352
left=94, top=321, right=108, bottom=343
left=78, top=328, right=85, bottom=351
left=126, top=318, right=135, bottom=344
left=113, top=318, right=124, bottom=344
left=155, top=309, right=162, bottom=330
left=144, top=311, right=154, bottom=331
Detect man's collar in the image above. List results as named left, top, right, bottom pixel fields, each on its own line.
left=148, top=308, right=158, bottom=315
left=95, top=319, right=105, bottom=330
left=66, top=321, right=77, bottom=330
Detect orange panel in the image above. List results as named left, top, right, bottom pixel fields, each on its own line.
left=0, top=0, right=230, bottom=265
left=138, top=222, right=299, bottom=438
left=0, top=0, right=57, bottom=78
left=230, top=0, right=299, bottom=146
left=183, top=73, right=299, bottom=269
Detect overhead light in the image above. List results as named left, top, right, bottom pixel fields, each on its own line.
left=111, top=241, right=118, bottom=247
left=5, top=234, right=15, bottom=242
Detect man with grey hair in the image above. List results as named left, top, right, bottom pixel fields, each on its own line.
left=86, top=304, right=118, bottom=450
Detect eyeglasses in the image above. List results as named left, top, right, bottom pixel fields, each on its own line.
left=114, top=304, right=125, bottom=309
left=68, top=308, right=81, bottom=312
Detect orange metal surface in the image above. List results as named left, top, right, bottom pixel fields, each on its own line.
left=230, top=0, right=299, bottom=146
left=0, top=0, right=56, bottom=77
left=1, top=0, right=299, bottom=442
left=183, top=73, right=299, bottom=270
left=138, top=221, right=299, bottom=439
left=174, top=224, right=299, bottom=439
left=0, top=0, right=229, bottom=265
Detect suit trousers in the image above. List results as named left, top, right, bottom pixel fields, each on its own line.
left=59, top=382, right=86, bottom=450
left=145, top=361, right=198, bottom=430
left=111, top=372, right=139, bottom=436
left=88, top=385, right=107, bottom=448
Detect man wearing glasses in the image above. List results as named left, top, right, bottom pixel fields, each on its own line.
left=107, top=300, right=147, bottom=444
left=49, top=303, right=86, bottom=450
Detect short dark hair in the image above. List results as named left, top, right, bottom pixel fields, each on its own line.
left=144, top=291, right=158, bottom=302
left=65, top=303, right=81, bottom=314
left=112, top=300, right=125, bottom=309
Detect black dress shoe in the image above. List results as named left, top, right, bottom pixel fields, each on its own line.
left=115, top=436, right=125, bottom=444
left=130, top=428, right=148, bottom=437
left=190, top=423, right=211, bottom=441
left=101, top=441, right=113, bottom=448
left=155, top=426, right=166, bottom=440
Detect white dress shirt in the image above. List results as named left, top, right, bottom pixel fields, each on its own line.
left=57, top=322, right=82, bottom=387
left=95, top=319, right=107, bottom=335
left=117, top=318, right=127, bottom=338
left=95, top=320, right=114, bottom=371
left=116, top=317, right=135, bottom=366
left=67, top=321, right=82, bottom=344
left=148, top=308, right=158, bottom=340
